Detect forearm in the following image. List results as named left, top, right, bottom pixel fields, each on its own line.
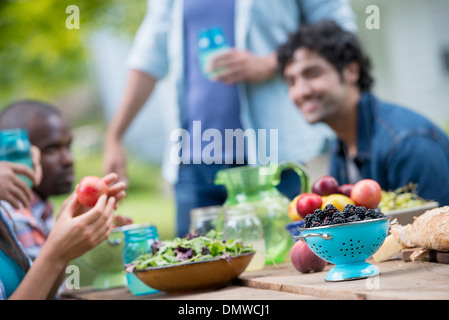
left=46, top=266, right=67, bottom=300
left=261, top=52, right=279, bottom=79
left=106, top=69, right=158, bottom=143
left=8, top=247, right=66, bottom=300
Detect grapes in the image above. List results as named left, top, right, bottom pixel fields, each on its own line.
left=378, top=183, right=428, bottom=212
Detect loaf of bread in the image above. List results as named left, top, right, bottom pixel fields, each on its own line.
left=391, top=206, right=449, bottom=252
left=407, top=206, right=449, bottom=251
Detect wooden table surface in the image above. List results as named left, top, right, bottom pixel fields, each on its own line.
left=62, top=259, right=449, bottom=300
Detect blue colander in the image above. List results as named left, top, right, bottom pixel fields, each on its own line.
left=294, top=218, right=390, bottom=281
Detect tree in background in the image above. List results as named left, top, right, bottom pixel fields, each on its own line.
left=0, top=0, right=146, bottom=106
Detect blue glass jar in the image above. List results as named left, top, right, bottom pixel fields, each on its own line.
left=198, top=27, right=230, bottom=79
left=122, top=224, right=159, bottom=296
left=0, top=129, right=33, bottom=187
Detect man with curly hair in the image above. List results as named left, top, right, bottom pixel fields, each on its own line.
left=277, top=20, right=449, bottom=206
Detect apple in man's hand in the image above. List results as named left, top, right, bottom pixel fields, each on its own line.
left=76, top=176, right=108, bottom=207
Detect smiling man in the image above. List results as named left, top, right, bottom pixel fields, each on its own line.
left=0, top=100, right=74, bottom=259
left=277, top=20, right=449, bottom=206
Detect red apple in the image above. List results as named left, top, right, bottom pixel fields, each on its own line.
left=290, top=240, right=327, bottom=273
left=76, top=176, right=108, bottom=207
left=296, top=193, right=323, bottom=219
left=337, top=184, right=354, bottom=198
left=312, top=176, right=339, bottom=196
left=350, top=179, right=382, bottom=209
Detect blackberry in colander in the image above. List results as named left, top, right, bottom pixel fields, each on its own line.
left=304, top=214, right=315, bottom=228
left=346, top=214, right=362, bottom=222
left=323, top=204, right=339, bottom=217
left=314, top=208, right=326, bottom=221
left=303, top=203, right=386, bottom=228
left=354, top=206, right=367, bottom=219
left=342, top=204, right=356, bottom=218
left=331, top=212, right=346, bottom=225
left=365, top=208, right=384, bottom=220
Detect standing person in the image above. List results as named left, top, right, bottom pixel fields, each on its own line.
left=103, top=0, right=357, bottom=237
left=277, top=20, right=449, bottom=206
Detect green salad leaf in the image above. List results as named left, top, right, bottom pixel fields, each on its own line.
left=125, top=230, right=254, bottom=271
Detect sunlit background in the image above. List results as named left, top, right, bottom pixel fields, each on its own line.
left=1, top=0, right=448, bottom=242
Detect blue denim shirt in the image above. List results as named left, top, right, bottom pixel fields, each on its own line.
left=330, top=93, right=449, bottom=206
left=126, top=0, right=356, bottom=183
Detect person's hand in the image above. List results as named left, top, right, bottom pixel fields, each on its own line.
left=42, top=193, right=116, bottom=264
left=209, top=50, right=278, bottom=85
left=0, top=161, right=35, bottom=208
left=31, top=145, right=42, bottom=187
left=104, top=172, right=127, bottom=209
left=0, top=146, right=43, bottom=208
left=103, top=139, right=128, bottom=187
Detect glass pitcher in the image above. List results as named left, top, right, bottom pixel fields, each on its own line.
left=214, top=162, right=310, bottom=264
left=222, top=206, right=266, bottom=271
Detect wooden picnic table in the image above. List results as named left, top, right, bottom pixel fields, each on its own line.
left=62, top=258, right=449, bottom=300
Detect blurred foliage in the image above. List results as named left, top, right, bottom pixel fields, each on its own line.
left=0, top=0, right=146, bottom=106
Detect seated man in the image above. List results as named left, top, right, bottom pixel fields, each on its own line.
left=0, top=100, right=74, bottom=259
left=277, top=20, right=449, bottom=206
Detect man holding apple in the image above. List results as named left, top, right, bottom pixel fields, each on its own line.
left=0, top=100, right=75, bottom=259
left=0, top=100, right=126, bottom=260
left=277, top=20, right=449, bottom=206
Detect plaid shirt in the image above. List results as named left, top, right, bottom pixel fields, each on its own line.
left=1, top=192, right=54, bottom=260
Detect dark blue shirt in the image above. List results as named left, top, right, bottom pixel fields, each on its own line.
left=330, top=93, right=449, bottom=206
left=183, top=0, right=242, bottom=164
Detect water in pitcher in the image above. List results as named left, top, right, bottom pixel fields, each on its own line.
left=245, top=238, right=266, bottom=272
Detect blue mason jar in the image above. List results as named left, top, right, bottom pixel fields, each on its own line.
left=0, top=129, right=33, bottom=187
left=122, top=224, right=159, bottom=296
